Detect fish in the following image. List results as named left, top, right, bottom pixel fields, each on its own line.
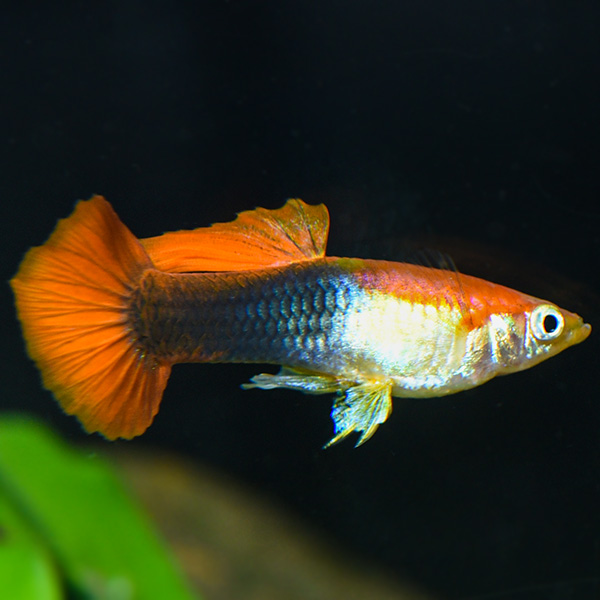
left=10, top=196, right=591, bottom=447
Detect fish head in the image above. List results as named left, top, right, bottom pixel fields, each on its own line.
left=486, top=300, right=591, bottom=375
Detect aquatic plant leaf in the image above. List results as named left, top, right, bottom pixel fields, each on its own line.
left=0, top=493, right=61, bottom=600
left=0, top=415, right=197, bottom=599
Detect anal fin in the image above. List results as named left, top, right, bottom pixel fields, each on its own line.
left=325, top=381, right=393, bottom=448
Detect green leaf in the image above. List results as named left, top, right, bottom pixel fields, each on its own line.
left=0, top=415, right=197, bottom=600
left=0, top=495, right=61, bottom=600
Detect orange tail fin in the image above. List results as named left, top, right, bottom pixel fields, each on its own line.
left=10, top=196, right=171, bottom=440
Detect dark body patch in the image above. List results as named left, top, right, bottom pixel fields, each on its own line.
left=128, top=259, right=357, bottom=370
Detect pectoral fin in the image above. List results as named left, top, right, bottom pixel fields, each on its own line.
left=326, top=381, right=393, bottom=448
left=242, top=367, right=343, bottom=394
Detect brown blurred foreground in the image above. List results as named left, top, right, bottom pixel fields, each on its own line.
left=108, top=448, right=437, bottom=600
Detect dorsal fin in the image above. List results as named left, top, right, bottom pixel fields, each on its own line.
left=141, top=198, right=329, bottom=273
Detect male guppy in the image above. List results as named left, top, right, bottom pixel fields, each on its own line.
left=10, top=197, right=590, bottom=446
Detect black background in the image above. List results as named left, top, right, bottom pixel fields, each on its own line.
left=2, top=2, right=600, bottom=598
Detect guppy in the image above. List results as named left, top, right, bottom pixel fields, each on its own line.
left=10, top=197, right=590, bottom=447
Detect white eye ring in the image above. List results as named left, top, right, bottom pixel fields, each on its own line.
left=530, top=305, right=564, bottom=341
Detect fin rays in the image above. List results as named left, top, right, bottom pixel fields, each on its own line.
left=141, top=198, right=330, bottom=273
left=10, top=196, right=169, bottom=439
left=326, top=381, right=393, bottom=448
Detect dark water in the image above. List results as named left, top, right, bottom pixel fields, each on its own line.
left=2, top=3, right=599, bottom=598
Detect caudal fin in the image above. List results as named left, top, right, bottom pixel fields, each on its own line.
left=10, top=196, right=171, bottom=439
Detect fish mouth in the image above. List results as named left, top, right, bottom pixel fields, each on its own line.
left=556, top=307, right=591, bottom=348
left=577, top=321, right=592, bottom=343
left=568, top=317, right=591, bottom=346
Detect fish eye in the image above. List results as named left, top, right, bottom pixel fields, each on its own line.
left=530, top=305, right=564, bottom=341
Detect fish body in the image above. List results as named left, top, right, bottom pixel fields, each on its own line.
left=11, top=197, right=590, bottom=446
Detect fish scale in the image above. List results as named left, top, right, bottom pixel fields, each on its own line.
left=130, top=260, right=351, bottom=369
